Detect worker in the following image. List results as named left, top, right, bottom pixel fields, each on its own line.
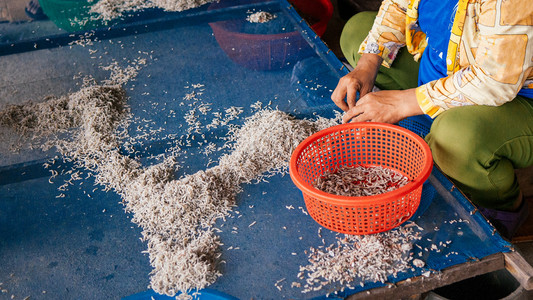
left=331, top=0, right=533, bottom=239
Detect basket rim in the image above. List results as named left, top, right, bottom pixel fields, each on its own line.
left=289, top=122, right=433, bottom=206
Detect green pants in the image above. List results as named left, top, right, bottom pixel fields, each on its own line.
left=341, top=12, right=533, bottom=210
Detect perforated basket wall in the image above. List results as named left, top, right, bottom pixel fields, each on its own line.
left=289, top=123, right=433, bottom=235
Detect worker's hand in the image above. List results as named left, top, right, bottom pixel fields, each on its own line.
left=342, top=89, right=424, bottom=124
left=331, top=53, right=382, bottom=111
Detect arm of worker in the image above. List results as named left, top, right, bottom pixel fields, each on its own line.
left=331, top=0, right=425, bottom=123
left=416, top=0, right=533, bottom=118
left=331, top=53, right=423, bottom=124
left=358, top=0, right=418, bottom=67
left=331, top=53, right=382, bottom=111
left=341, top=89, right=423, bottom=124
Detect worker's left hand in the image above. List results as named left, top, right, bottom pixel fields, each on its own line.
left=342, top=89, right=424, bottom=124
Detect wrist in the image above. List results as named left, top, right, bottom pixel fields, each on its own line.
left=357, top=53, right=382, bottom=71
left=397, top=89, right=424, bottom=119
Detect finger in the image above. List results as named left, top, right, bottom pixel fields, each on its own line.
left=346, top=87, right=357, bottom=109
left=342, top=106, right=364, bottom=124
left=359, top=85, right=372, bottom=98
left=350, top=112, right=373, bottom=123
left=331, top=85, right=349, bottom=111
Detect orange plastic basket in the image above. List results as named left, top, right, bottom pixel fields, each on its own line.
left=289, top=122, right=433, bottom=235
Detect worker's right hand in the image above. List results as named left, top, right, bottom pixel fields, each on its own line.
left=331, top=53, right=382, bottom=112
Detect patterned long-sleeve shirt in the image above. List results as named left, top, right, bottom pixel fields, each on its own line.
left=359, top=0, right=533, bottom=118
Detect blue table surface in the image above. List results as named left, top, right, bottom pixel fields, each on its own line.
left=0, top=1, right=511, bottom=299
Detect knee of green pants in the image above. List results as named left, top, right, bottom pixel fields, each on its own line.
left=340, top=11, right=377, bottom=68
left=339, top=12, right=420, bottom=90
left=425, top=106, right=522, bottom=211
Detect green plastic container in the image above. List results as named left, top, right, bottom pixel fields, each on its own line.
left=39, top=0, right=114, bottom=31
